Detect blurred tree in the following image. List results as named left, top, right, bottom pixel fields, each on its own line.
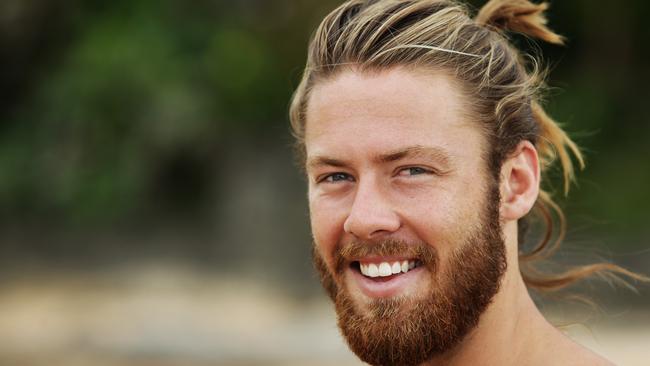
left=0, top=0, right=648, bottom=263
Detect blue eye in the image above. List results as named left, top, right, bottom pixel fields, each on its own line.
left=323, top=173, right=353, bottom=183
left=399, top=167, right=431, bottom=176
left=407, top=167, right=427, bottom=175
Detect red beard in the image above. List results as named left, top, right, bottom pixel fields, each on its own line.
left=312, top=184, right=506, bottom=366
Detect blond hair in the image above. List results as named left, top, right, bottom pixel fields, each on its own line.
left=290, top=0, right=645, bottom=291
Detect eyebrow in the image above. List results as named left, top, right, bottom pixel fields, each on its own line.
left=377, top=145, right=452, bottom=166
left=306, top=156, right=349, bottom=170
left=306, top=145, right=453, bottom=170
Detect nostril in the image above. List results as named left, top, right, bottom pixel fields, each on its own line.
left=343, top=208, right=402, bottom=240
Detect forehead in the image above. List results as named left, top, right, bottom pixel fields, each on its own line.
left=304, top=67, right=485, bottom=164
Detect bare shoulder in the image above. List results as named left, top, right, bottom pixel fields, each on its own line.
left=551, top=331, right=616, bottom=366
left=566, top=345, right=615, bottom=366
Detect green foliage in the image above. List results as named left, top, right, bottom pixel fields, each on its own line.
left=1, top=0, right=648, bottom=246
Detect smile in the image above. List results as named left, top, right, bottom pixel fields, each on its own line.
left=357, top=259, right=421, bottom=278
left=347, top=257, right=427, bottom=298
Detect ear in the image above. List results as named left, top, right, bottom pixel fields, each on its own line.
left=500, top=140, right=540, bottom=221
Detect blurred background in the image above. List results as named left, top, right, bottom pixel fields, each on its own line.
left=0, top=0, right=648, bottom=365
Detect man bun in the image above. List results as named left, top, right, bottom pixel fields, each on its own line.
left=475, top=0, right=565, bottom=45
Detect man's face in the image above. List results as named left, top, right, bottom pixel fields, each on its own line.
left=304, top=68, right=507, bottom=366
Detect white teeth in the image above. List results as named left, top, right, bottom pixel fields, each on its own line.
left=378, top=262, right=392, bottom=277
left=391, top=262, right=401, bottom=274
left=359, top=260, right=420, bottom=278
left=360, top=263, right=368, bottom=275
left=367, top=263, right=379, bottom=277
left=401, top=260, right=409, bottom=273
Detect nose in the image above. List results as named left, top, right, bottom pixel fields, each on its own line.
left=343, top=178, right=401, bottom=240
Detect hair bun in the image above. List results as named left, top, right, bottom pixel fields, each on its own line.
left=475, top=0, right=565, bottom=45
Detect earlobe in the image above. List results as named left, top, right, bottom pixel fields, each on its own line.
left=500, top=141, right=540, bottom=221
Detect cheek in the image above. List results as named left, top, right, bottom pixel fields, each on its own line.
left=400, top=186, right=483, bottom=257
left=309, top=196, right=349, bottom=263
left=400, top=187, right=456, bottom=229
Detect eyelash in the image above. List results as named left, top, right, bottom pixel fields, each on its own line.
left=317, top=166, right=435, bottom=184
left=318, top=172, right=353, bottom=183
left=398, top=166, right=433, bottom=176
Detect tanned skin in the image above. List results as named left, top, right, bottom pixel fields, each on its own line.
left=305, top=67, right=614, bottom=366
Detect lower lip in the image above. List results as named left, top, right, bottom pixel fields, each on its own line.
left=348, top=265, right=426, bottom=298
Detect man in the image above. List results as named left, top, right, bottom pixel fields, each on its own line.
left=289, top=0, right=630, bottom=365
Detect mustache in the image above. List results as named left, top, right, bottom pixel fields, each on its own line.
left=334, top=239, right=439, bottom=275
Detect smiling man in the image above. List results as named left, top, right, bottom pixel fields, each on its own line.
left=289, top=0, right=621, bottom=365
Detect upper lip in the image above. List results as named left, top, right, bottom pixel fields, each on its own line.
left=352, top=256, right=418, bottom=264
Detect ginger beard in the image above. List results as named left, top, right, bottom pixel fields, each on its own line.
left=312, top=183, right=507, bottom=366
